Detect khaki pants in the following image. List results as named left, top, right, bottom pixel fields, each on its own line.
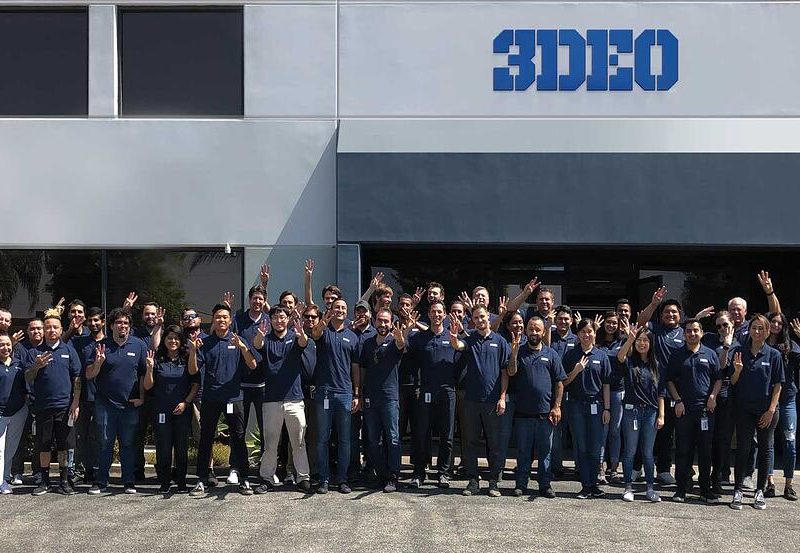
left=260, top=400, right=309, bottom=482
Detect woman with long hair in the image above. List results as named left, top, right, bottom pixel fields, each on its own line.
left=0, top=334, right=27, bottom=494
left=143, top=325, right=200, bottom=494
left=764, top=312, right=798, bottom=500
left=596, top=311, right=624, bottom=482
left=562, top=319, right=612, bottom=499
left=616, top=324, right=665, bottom=502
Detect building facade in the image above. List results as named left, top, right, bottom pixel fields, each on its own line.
left=1, top=0, right=799, bottom=322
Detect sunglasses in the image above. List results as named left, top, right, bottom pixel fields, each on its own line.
left=182, top=313, right=198, bottom=320
left=303, top=314, right=319, bottom=320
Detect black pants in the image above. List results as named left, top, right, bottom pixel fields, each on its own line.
left=399, top=385, right=419, bottom=463
left=350, top=409, right=365, bottom=476
left=197, top=400, right=248, bottom=482
left=75, top=400, right=98, bottom=475
left=230, top=386, right=264, bottom=468
left=711, top=396, right=735, bottom=486
left=154, top=409, right=191, bottom=487
left=675, top=410, right=713, bottom=495
left=11, top=410, right=35, bottom=476
left=734, top=406, right=778, bottom=491
left=654, top=400, right=676, bottom=474
left=461, top=399, right=503, bottom=481
left=135, top=398, right=155, bottom=477
left=413, top=388, right=455, bottom=477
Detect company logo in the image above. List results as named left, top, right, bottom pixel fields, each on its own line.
left=493, top=29, right=678, bottom=92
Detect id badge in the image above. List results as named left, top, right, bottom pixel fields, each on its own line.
left=324, top=398, right=330, bottom=410
left=226, top=403, right=234, bottom=415
left=700, top=417, right=709, bottom=431
left=159, top=413, right=166, bottom=424
left=590, top=403, right=598, bottom=415
left=365, top=398, right=371, bottom=408
left=425, top=393, right=432, bottom=404
left=633, top=418, right=638, bottom=431
left=624, top=404, right=634, bottom=410
left=670, top=400, right=676, bottom=408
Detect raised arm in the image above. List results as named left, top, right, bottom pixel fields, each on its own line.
left=304, top=259, right=315, bottom=306
left=85, top=344, right=105, bottom=380
left=448, top=314, right=466, bottom=351
left=636, top=286, right=667, bottom=327
left=617, top=323, right=640, bottom=363
left=505, top=277, right=540, bottom=315
left=310, top=309, right=332, bottom=341
left=358, top=272, right=384, bottom=304
left=757, top=270, right=782, bottom=315
left=143, top=350, right=155, bottom=391
left=231, top=334, right=257, bottom=370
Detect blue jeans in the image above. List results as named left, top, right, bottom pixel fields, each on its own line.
left=315, top=391, right=352, bottom=484
left=363, top=400, right=400, bottom=479
left=514, top=416, right=554, bottom=490
left=622, top=405, right=658, bottom=486
left=95, top=398, right=139, bottom=487
left=498, top=394, right=516, bottom=476
left=601, top=391, right=624, bottom=468
left=566, top=400, right=605, bottom=488
left=768, top=400, right=797, bottom=479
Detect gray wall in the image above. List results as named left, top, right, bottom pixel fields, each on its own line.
left=338, top=153, right=800, bottom=246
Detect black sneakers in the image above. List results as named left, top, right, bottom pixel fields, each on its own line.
left=338, top=482, right=352, bottom=494
left=32, top=482, right=50, bottom=496
left=462, top=479, right=480, bottom=496
left=316, top=481, right=329, bottom=494
left=590, top=485, right=605, bottom=498
left=437, top=474, right=450, bottom=489
left=785, top=485, right=797, bottom=501
left=539, top=487, right=556, bottom=499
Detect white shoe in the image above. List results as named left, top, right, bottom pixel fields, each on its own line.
left=272, top=474, right=281, bottom=486
left=189, top=482, right=206, bottom=497
left=597, top=472, right=607, bottom=484
left=226, top=469, right=239, bottom=485
left=646, top=489, right=661, bottom=503
left=10, top=475, right=22, bottom=486
left=622, top=489, right=635, bottom=502
left=0, top=482, right=12, bottom=495
left=657, top=472, right=676, bottom=485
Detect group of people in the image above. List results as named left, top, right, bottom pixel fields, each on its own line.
left=0, top=261, right=796, bottom=512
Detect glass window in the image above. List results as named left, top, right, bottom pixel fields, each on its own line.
left=0, top=8, right=88, bottom=116
left=0, top=250, right=101, bottom=330
left=105, top=249, right=243, bottom=328
left=118, top=7, right=244, bottom=117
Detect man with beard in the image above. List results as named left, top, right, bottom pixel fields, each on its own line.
left=9, top=318, right=44, bottom=485
left=72, top=308, right=105, bottom=484
left=451, top=305, right=511, bottom=497
left=506, top=316, right=565, bottom=498
left=359, top=308, right=407, bottom=492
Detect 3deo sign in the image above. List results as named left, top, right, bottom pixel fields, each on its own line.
left=493, top=29, right=678, bottom=92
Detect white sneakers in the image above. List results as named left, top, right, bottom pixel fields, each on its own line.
left=622, top=489, right=635, bottom=502
left=646, top=489, right=661, bottom=503
left=0, top=482, right=12, bottom=495
left=226, top=469, right=240, bottom=485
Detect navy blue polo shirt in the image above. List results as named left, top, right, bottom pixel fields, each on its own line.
left=196, top=331, right=259, bottom=403
left=730, top=343, right=784, bottom=412
left=354, top=325, right=377, bottom=345
left=232, top=309, right=265, bottom=335
left=73, top=335, right=99, bottom=402
left=510, top=344, right=566, bottom=416
left=24, top=341, right=80, bottom=413
left=551, top=330, right=578, bottom=360
left=359, top=335, right=403, bottom=404
left=133, top=326, right=158, bottom=349
left=239, top=323, right=265, bottom=387
left=649, top=321, right=685, bottom=377
left=665, top=344, right=721, bottom=412
left=616, top=356, right=663, bottom=410
left=734, top=320, right=750, bottom=344
left=152, top=357, right=200, bottom=413
left=701, top=333, right=740, bottom=401
left=12, top=340, right=35, bottom=365
left=0, top=360, right=26, bottom=417
left=597, top=338, right=624, bottom=392
left=460, top=331, right=511, bottom=403
left=407, top=328, right=459, bottom=392
left=88, top=336, right=148, bottom=410
left=313, top=325, right=360, bottom=394
left=781, top=342, right=800, bottom=403
left=260, top=330, right=307, bottom=402
left=561, top=346, right=612, bottom=402
left=301, top=339, right=317, bottom=399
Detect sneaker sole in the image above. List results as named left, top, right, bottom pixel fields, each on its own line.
left=730, top=504, right=742, bottom=510
left=753, top=504, right=766, bottom=510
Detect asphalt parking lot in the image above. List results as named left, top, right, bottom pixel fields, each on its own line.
left=0, top=462, right=797, bottom=553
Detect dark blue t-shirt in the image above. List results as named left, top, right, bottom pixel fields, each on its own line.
left=460, top=331, right=511, bottom=403
left=152, top=357, right=200, bottom=414
left=260, top=330, right=308, bottom=403
left=196, top=331, right=259, bottom=403
left=87, top=336, right=148, bottom=410
left=616, top=356, right=663, bottom=410
left=648, top=321, right=685, bottom=373
left=701, top=333, right=740, bottom=401
left=729, top=343, right=784, bottom=412
left=0, top=360, right=27, bottom=417
left=73, top=335, right=99, bottom=402
left=407, top=328, right=459, bottom=392
left=561, top=346, right=612, bottom=402
left=665, top=345, right=721, bottom=412
left=359, top=335, right=403, bottom=404
left=313, top=325, right=360, bottom=394
left=550, top=330, right=578, bottom=360
left=510, top=344, right=566, bottom=416
left=24, top=341, right=80, bottom=413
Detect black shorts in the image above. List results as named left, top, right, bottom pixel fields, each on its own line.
left=35, top=408, right=76, bottom=452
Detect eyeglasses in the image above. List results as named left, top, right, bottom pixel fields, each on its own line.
left=182, top=313, right=198, bottom=321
